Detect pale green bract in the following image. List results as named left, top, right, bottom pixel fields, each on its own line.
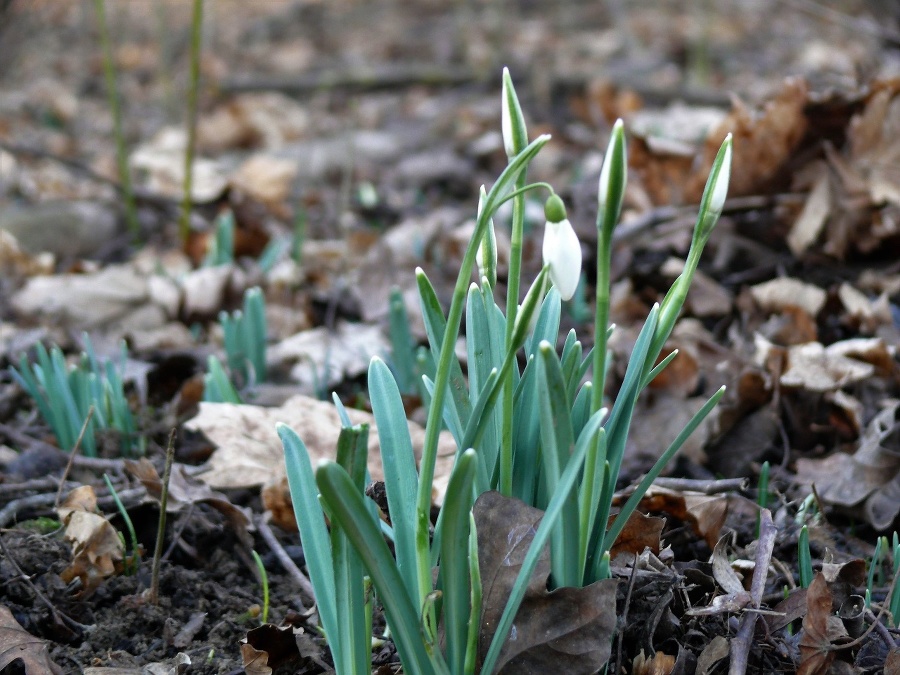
left=281, top=69, right=732, bottom=674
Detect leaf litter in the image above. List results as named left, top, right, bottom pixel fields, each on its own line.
left=0, top=1, right=900, bottom=673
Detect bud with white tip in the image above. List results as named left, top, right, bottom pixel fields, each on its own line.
left=501, top=67, right=528, bottom=159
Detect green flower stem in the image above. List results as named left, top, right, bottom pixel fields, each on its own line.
left=591, top=121, right=626, bottom=415
left=93, top=0, right=139, bottom=239
left=500, top=171, right=527, bottom=496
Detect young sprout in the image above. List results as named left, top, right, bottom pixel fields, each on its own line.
left=542, top=194, right=581, bottom=301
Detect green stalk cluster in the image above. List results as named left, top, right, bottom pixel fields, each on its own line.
left=11, top=336, right=141, bottom=457
left=280, top=69, right=732, bottom=674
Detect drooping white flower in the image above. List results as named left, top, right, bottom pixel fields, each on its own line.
left=542, top=194, right=581, bottom=301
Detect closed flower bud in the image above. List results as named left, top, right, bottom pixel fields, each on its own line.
left=542, top=195, right=581, bottom=301
left=501, top=67, right=528, bottom=159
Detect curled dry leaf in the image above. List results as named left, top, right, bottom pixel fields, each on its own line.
left=241, top=624, right=309, bottom=675
left=56, top=486, right=124, bottom=593
left=0, top=605, right=63, bottom=674
left=796, top=402, right=900, bottom=529
left=474, top=491, right=618, bottom=675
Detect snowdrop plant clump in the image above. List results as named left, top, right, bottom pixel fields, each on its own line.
left=280, top=68, right=733, bottom=674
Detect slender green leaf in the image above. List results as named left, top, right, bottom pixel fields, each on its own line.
left=316, top=461, right=447, bottom=675
left=480, top=406, right=606, bottom=675
left=439, top=449, right=477, bottom=673
left=368, top=357, right=421, bottom=606
left=278, top=424, right=340, bottom=656
left=537, top=341, right=580, bottom=587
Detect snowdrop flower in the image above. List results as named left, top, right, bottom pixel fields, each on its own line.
left=542, top=194, right=581, bottom=301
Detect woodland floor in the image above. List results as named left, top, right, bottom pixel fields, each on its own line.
left=2, top=1, right=900, bottom=674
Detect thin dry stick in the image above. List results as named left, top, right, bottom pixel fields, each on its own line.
left=255, top=512, right=314, bottom=607
left=178, top=0, right=204, bottom=244
left=150, top=429, right=176, bottom=605
left=729, top=509, right=776, bottom=675
left=55, top=405, right=95, bottom=508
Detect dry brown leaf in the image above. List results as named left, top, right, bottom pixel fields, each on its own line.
left=230, top=154, right=298, bottom=211
left=241, top=624, right=308, bottom=675
left=796, top=402, right=900, bottom=528
left=0, top=605, right=63, bottom=674
left=799, top=572, right=850, bottom=675
left=474, top=491, right=618, bottom=674
left=788, top=168, right=831, bottom=255
left=131, top=127, right=228, bottom=202
left=632, top=649, right=676, bottom=675
left=779, top=341, right=876, bottom=392
left=695, top=635, right=729, bottom=675
left=750, top=277, right=827, bottom=319
left=57, top=487, right=124, bottom=593
left=838, top=283, right=893, bottom=334
left=267, top=321, right=391, bottom=394
left=615, top=486, right=728, bottom=550
left=688, top=78, right=809, bottom=200
left=608, top=511, right=664, bottom=560
left=186, top=394, right=456, bottom=505
left=11, top=264, right=166, bottom=332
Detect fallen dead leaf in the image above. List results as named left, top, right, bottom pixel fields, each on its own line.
left=608, top=511, right=664, bottom=560
left=0, top=605, right=63, bottom=674
left=186, top=394, right=456, bottom=505
left=241, top=624, right=308, bottom=675
left=474, top=491, right=618, bottom=675
left=632, top=648, right=676, bottom=675
left=796, top=402, right=900, bottom=528
left=688, top=78, right=809, bottom=201
left=799, top=572, right=848, bottom=675
left=267, top=321, right=391, bottom=394
left=750, top=277, right=827, bottom=319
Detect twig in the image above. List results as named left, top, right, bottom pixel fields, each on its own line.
left=255, top=512, right=314, bottom=608
left=150, top=429, right=176, bottom=605
left=0, top=532, right=89, bottom=631
left=729, top=509, right=776, bottom=675
left=0, top=423, right=126, bottom=472
left=220, top=62, right=476, bottom=95
left=55, top=405, right=95, bottom=508
left=650, top=476, right=748, bottom=495
left=0, top=487, right=146, bottom=528
left=612, top=556, right=640, bottom=675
